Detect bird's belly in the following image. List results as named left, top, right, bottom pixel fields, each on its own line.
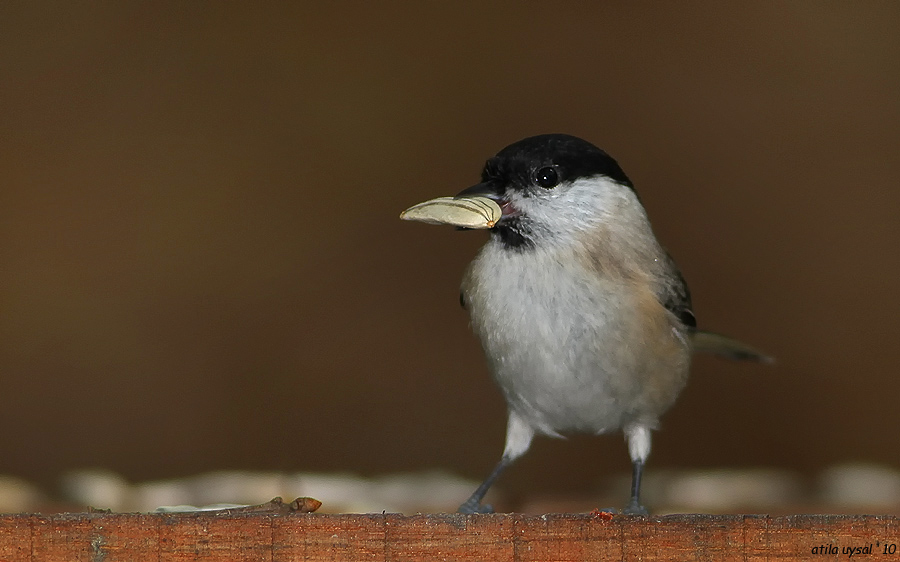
left=464, top=247, right=690, bottom=437
left=485, top=307, right=642, bottom=435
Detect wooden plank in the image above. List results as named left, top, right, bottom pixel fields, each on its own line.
left=0, top=511, right=896, bottom=561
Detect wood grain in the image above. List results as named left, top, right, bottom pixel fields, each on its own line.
left=0, top=511, right=896, bottom=561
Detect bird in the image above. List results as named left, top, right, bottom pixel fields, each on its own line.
left=404, top=133, right=771, bottom=515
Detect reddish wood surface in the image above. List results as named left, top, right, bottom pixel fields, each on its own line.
left=0, top=511, right=897, bottom=561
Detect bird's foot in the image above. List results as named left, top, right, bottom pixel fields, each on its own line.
left=457, top=498, right=494, bottom=514
left=622, top=500, right=648, bottom=516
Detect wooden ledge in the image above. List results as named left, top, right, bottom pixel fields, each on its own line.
left=0, top=509, right=896, bottom=560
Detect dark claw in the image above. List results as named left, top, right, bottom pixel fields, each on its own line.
left=457, top=499, right=494, bottom=514
left=622, top=501, right=648, bottom=516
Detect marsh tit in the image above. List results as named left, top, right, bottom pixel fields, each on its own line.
left=402, top=134, right=770, bottom=514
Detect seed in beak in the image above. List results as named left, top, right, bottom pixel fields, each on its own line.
left=400, top=196, right=502, bottom=229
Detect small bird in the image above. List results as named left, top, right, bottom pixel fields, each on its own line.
left=402, top=134, right=770, bottom=515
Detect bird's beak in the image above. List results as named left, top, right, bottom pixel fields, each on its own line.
left=455, top=182, right=502, bottom=200
left=399, top=183, right=513, bottom=230
left=455, top=183, right=516, bottom=219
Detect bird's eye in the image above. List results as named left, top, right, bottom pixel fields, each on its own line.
left=534, top=166, right=559, bottom=189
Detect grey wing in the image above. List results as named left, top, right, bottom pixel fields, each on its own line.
left=658, top=251, right=774, bottom=363
left=656, top=250, right=696, bottom=328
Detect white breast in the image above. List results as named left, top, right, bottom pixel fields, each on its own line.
left=462, top=239, right=689, bottom=437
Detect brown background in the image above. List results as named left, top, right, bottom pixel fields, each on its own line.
left=0, top=3, right=898, bottom=502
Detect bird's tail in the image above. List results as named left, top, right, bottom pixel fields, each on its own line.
left=689, top=330, right=774, bottom=363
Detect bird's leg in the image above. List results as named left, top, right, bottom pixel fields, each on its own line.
left=623, top=459, right=648, bottom=515
left=458, top=410, right=533, bottom=514
left=457, top=456, right=510, bottom=514
left=623, top=423, right=651, bottom=515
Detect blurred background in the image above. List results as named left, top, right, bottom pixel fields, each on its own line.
left=0, top=3, right=898, bottom=514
